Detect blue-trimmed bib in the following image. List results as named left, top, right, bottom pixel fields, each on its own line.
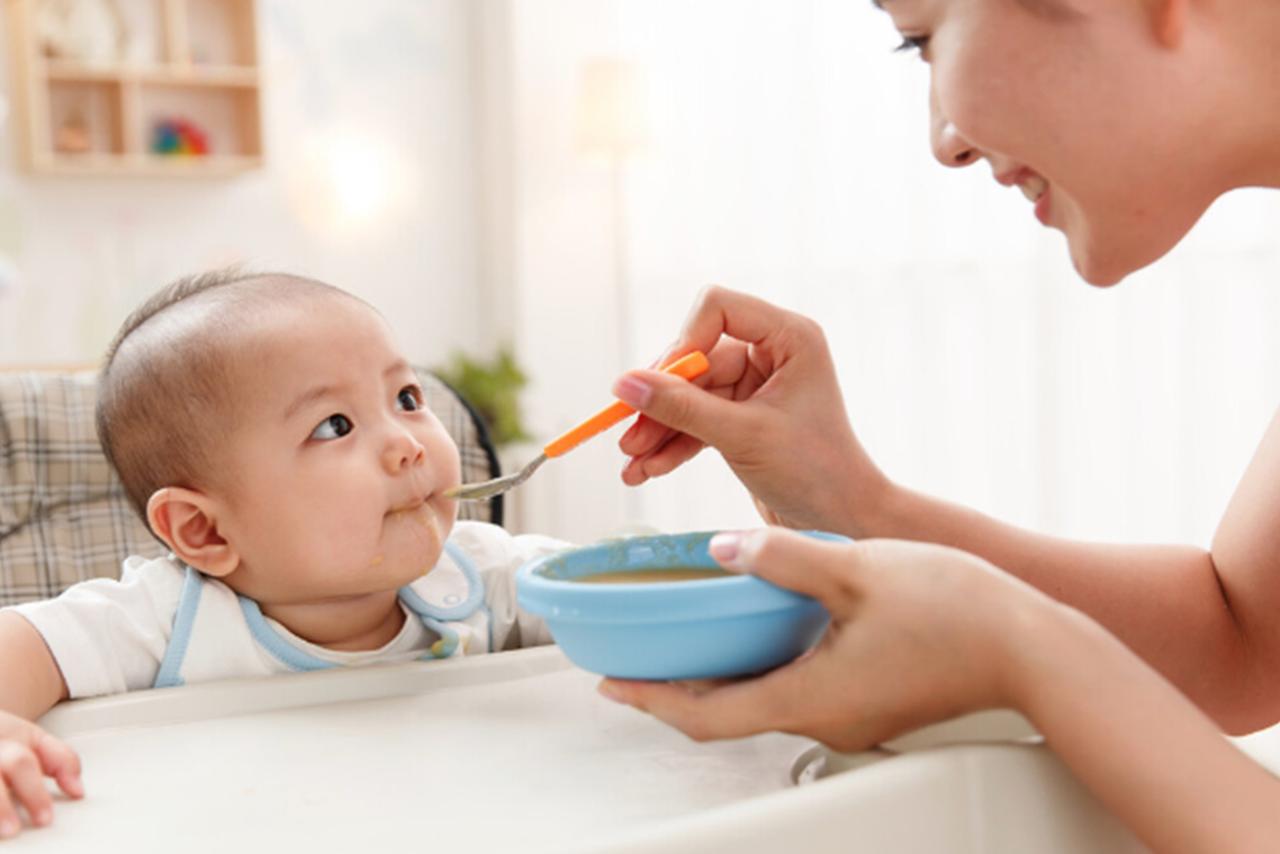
left=153, top=540, right=486, bottom=688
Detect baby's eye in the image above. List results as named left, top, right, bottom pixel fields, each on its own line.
left=396, top=384, right=424, bottom=412
left=310, top=413, right=353, bottom=441
left=894, top=34, right=930, bottom=60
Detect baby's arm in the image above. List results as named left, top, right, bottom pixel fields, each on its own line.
left=0, top=611, right=67, bottom=720
left=0, top=612, right=83, bottom=838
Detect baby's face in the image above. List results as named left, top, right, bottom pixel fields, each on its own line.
left=208, top=294, right=461, bottom=605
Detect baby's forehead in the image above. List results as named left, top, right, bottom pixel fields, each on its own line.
left=222, top=297, right=409, bottom=404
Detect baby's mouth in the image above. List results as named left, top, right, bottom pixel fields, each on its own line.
left=387, top=494, right=431, bottom=516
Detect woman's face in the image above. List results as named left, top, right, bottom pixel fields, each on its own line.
left=883, top=0, right=1226, bottom=285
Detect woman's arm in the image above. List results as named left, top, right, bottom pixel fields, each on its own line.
left=1010, top=604, right=1279, bottom=854
left=867, top=484, right=1266, bottom=732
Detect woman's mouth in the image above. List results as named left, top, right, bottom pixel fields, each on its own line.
left=1017, top=174, right=1051, bottom=225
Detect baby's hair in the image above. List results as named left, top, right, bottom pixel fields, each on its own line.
left=96, top=268, right=353, bottom=524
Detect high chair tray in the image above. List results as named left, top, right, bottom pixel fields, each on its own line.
left=29, top=643, right=1279, bottom=852
left=27, top=646, right=812, bottom=852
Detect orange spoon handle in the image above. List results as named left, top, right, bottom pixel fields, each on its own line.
left=541, top=350, right=710, bottom=459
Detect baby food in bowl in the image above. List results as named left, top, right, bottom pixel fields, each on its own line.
left=516, top=530, right=845, bottom=680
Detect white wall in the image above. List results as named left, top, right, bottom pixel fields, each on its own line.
left=0, top=0, right=486, bottom=369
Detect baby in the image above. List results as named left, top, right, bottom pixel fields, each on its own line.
left=0, top=270, right=568, bottom=837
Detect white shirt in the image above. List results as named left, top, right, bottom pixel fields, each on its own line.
left=7, top=521, right=568, bottom=698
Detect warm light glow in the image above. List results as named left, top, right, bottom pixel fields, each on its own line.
left=576, top=58, right=649, bottom=156
left=287, top=131, right=410, bottom=236
left=325, top=136, right=394, bottom=222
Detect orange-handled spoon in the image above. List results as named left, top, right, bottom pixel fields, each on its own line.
left=444, top=351, right=709, bottom=501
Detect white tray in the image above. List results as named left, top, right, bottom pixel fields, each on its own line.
left=23, top=647, right=809, bottom=853
left=26, top=643, right=1275, bottom=852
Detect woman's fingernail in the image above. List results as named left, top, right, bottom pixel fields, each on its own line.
left=36, top=809, right=51, bottom=826
left=709, top=532, right=743, bottom=565
left=0, top=818, right=19, bottom=837
left=598, top=681, right=628, bottom=704
left=613, top=376, right=652, bottom=408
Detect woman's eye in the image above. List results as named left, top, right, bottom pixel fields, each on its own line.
left=396, top=385, right=423, bottom=412
left=310, top=413, right=353, bottom=441
left=894, top=35, right=930, bottom=59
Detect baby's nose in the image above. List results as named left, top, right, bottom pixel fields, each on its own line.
left=382, top=431, right=427, bottom=473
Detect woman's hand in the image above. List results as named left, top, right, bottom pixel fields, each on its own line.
left=614, top=286, right=886, bottom=536
left=598, top=528, right=1055, bottom=752
left=0, top=711, right=83, bottom=838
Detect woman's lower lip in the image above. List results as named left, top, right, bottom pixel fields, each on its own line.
left=1034, top=186, right=1052, bottom=225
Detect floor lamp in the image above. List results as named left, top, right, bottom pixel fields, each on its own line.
left=577, top=57, right=649, bottom=371
left=576, top=57, right=650, bottom=523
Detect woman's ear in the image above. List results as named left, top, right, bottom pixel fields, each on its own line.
left=1144, top=0, right=1187, bottom=48
left=146, top=487, right=240, bottom=578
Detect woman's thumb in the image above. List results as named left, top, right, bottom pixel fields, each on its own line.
left=613, top=369, right=736, bottom=445
left=710, top=528, right=862, bottom=613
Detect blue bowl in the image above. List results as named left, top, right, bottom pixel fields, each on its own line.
left=516, top=530, right=845, bottom=680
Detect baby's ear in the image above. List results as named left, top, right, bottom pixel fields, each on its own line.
left=146, top=487, right=240, bottom=578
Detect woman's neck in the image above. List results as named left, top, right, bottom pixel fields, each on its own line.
left=1215, top=0, right=1280, bottom=189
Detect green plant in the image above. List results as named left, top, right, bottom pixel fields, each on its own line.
left=434, top=345, right=530, bottom=448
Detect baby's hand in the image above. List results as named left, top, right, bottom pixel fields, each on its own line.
left=0, top=711, right=83, bottom=839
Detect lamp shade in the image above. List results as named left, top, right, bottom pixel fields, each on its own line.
left=576, top=58, right=648, bottom=156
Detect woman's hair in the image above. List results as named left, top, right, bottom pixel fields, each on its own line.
left=96, top=268, right=348, bottom=521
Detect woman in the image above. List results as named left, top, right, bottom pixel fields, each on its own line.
left=598, top=1, right=1280, bottom=850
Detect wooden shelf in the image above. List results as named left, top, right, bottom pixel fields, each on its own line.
left=30, top=152, right=262, bottom=177
left=44, top=60, right=260, bottom=88
left=4, top=0, right=263, bottom=177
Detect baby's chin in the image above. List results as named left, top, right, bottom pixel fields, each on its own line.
left=380, top=504, right=456, bottom=580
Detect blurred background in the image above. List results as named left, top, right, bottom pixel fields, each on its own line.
left=2, top=0, right=1278, bottom=548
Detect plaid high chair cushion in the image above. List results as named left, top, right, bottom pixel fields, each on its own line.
left=0, top=368, right=502, bottom=606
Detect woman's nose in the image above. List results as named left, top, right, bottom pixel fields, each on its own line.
left=930, top=88, right=978, bottom=168
left=382, top=428, right=427, bottom=474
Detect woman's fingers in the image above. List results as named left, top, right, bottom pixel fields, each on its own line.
left=31, top=732, right=83, bottom=800
left=622, top=433, right=706, bottom=485
left=678, top=286, right=800, bottom=355
left=614, top=367, right=758, bottom=454
left=599, top=659, right=813, bottom=743
left=617, top=326, right=757, bottom=457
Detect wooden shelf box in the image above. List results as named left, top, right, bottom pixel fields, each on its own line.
left=5, top=0, right=263, bottom=177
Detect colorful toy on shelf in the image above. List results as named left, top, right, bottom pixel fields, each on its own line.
left=150, top=118, right=210, bottom=156
left=54, top=111, right=92, bottom=154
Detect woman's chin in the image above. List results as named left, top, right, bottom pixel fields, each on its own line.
left=1066, top=203, right=1211, bottom=288
left=1075, top=260, right=1128, bottom=288
left=1067, top=232, right=1152, bottom=288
